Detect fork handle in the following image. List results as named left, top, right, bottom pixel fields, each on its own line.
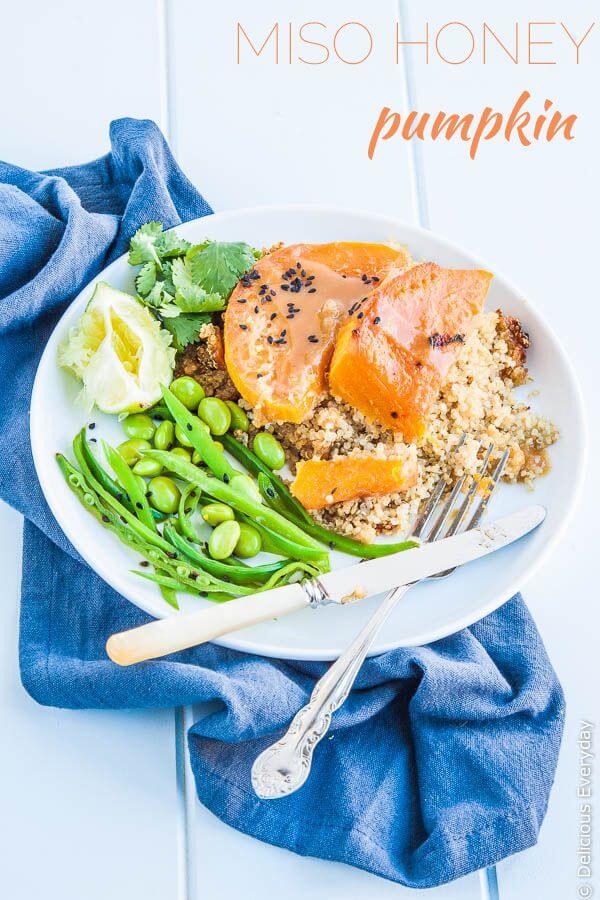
left=251, top=583, right=412, bottom=799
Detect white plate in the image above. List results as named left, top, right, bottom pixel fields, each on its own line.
left=30, top=205, right=586, bottom=660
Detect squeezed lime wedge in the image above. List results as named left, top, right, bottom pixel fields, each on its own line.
left=58, top=282, right=176, bottom=414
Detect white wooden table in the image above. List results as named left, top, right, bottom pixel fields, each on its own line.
left=2, top=2, right=598, bottom=897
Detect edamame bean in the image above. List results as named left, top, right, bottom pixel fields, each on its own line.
left=234, top=522, right=262, bottom=559
left=225, top=401, right=250, bottom=433
left=147, top=476, right=181, bottom=514
left=170, top=447, right=192, bottom=463
left=208, top=520, right=241, bottom=560
left=198, top=397, right=231, bottom=436
left=132, top=458, right=163, bottom=478
left=201, top=502, right=235, bottom=526
left=123, top=413, right=155, bottom=442
left=253, top=432, right=286, bottom=470
left=154, top=420, right=175, bottom=451
left=170, top=376, right=205, bottom=410
left=118, top=438, right=152, bottom=467
left=230, top=472, right=262, bottom=503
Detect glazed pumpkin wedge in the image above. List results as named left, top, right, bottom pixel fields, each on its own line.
left=329, top=262, right=492, bottom=441
left=290, top=454, right=418, bottom=510
left=223, top=242, right=409, bottom=424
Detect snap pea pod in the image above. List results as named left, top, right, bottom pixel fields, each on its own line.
left=133, top=570, right=234, bottom=604
left=78, top=431, right=166, bottom=522
left=258, top=560, right=322, bottom=591
left=178, top=483, right=202, bottom=542
left=72, top=433, right=173, bottom=554
left=143, top=449, right=326, bottom=554
left=160, top=385, right=237, bottom=481
left=102, top=440, right=156, bottom=531
left=220, top=433, right=310, bottom=524
left=164, top=525, right=292, bottom=586
left=159, top=585, right=179, bottom=610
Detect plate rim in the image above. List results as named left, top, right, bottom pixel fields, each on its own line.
left=30, top=203, right=588, bottom=660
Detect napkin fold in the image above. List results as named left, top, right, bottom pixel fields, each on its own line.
left=0, top=118, right=565, bottom=889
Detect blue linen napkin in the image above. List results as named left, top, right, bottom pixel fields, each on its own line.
left=0, top=118, right=565, bottom=889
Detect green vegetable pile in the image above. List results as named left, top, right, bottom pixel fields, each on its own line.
left=57, top=382, right=417, bottom=610
left=128, top=222, right=258, bottom=351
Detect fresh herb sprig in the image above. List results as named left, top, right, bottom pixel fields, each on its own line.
left=127, top=221, right=257, bottom=351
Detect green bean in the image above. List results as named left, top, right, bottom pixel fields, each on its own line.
left=234, top=522, right=262, bottom=559
left=161, top=385, right=237, bottom=481
left=198, top=396, right=231, bottom=436
left=143, top=449, right=325, bottom=552
left=123, top=413, right=155, bottom=441
left=118, top=438, right=153, bottom=467
left=79, top=433, right=130, bottom=507
left=170, top=375, right=205, bottom=410
left=132, top=458, right=163, bottom=477
left=201, top=502, right=234, bottom=526
left=225, top=401, right=250, bottom=433
left=147, top=476, right=181, bottom=515
left=253, top=432, right=286, bottom=470
left=154, top=420, right=175, bottom=451
left=208, top=520, right=240, bottom=560
left=178, top=484, right=202, bottom=542
left=159, top=584, right=179, bottom=610
left=102, top=441, right=157, bottom=531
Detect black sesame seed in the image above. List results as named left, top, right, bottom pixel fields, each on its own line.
left=270, top=290, right=276, bottom=297
left=296, top=262, right=301, bottom=268
left=186, top=423, right=192, bottom=431
left=223, top=474, right=230, bottom=483
left=267, top=336, right=273, bottom=344
left=286, top=314, right=295, bottom=319
left=391, top=411, right=398, bottom=419
left=266, top=487, right=276, bottom=499
left=280, top=329, right=287, bottom=337
left=139, top=560, right=149, bottom=567
left=307, top=335, right=318, bottom=343
left=135, top=502, right=143, bottom=510
left=372, top=276, right=380, bottom=282
left=301, top=269, right=306, bottom=277
left=167, top=551, right=176, bottom=559
left=357, top=312, right=364, bottom=319
left=308, top=287, right=316, bottom=293
left=374, top=316, right=381, bottom=324
left=88, top=422, right=96, bottom=430
left=254, top=306, right=259, bottom=314
left=102, top=515, right=109, bottom=523
left=257, top=373, right=264, bottom=378
left=270, top=312, right=277, bottom=320
left=239, top=323, right=248, bottom=330
left=281, top=284, right=290, bottom=291
left=89, top=437, right=97, bottom=443
left=237, top=298, right=247, bottom=304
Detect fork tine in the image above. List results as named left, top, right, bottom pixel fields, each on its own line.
left=411, top=434, right=467, bottom=541
left=427, top=473, right=468, bottom=542
left=445, top=443, right=494, bottom=538
left=467, top=448, right=510, bottom=529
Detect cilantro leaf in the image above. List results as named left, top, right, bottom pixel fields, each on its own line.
left=188, top=241, right=255, bottom=297
left=171, top=258, right=225, bottom=313
left=161, top=312, right=211, bottom=351
left=128, top=222, right=163, bottom=267
left=156, top=230, right=192, bottom=259
left=136, top=261, right=157, bottom=297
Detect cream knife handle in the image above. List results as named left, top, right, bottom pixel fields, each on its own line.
left=251, top=583, right=411, bottom=799
left=106, top=583, right=308, bottom=666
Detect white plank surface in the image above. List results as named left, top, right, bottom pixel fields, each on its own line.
left=401, top=1, right=600, bottom=896
left=2, top=0, right=597, bottom=896
left=0, top=4, right=183, bottom=899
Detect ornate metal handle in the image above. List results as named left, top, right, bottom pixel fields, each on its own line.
left=251, top=583, right=411, bottom=799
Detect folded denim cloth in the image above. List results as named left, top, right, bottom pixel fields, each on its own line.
left=0, top=118, right=565, bottom=889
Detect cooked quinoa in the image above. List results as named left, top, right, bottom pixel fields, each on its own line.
left=260, top=310, right=558, bottom=543
left=186, top=308, right=558, bottom=545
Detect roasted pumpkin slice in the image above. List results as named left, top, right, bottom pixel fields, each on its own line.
left=290, top=454, right=418, bottom=510
left=223, top=242, right=409, bottom=424
left=329, top=263, right=492, bottom=441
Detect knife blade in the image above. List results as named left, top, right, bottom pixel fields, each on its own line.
left=106, top=505, right=545, bottom=665
left=318, top=503, right=546, bottom=605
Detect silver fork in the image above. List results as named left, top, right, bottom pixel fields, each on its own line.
left=251, top=441, right=510, bottom=800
